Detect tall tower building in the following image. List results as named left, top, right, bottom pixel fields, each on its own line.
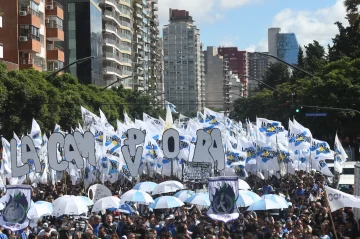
left=268, top=27, right=299, bottom=65
left=99, top=0, right=132, bottom=87
left=0, top=0, right=65, bottom=73
left=163, top=9, right=204, bottom=113
left=218, top=47, right=248, bottom=97
left=248, top=52, right=270, bottom=95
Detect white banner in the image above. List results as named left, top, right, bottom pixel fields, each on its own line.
left=325, top=186, right=360, bottom=212
left=0, top=185, right=32, bottom=231
left=207, top=176, right=239, bottom=223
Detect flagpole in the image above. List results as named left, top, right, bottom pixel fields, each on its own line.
left=323, top=187, right=339, bottom=239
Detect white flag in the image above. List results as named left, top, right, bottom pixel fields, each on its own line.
left=325, top=186, right=360, bottom=212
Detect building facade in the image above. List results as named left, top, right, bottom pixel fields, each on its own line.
left=248, top=52, right=270, bottom=95
left=268, top=27, right=299, bottom=65
left=0, top=15, right=2, bottom=59
left=204, top=46, right=224, bottom=110
left=0, top=0, right=64, bottom=72
left=163, top=9, right=204, bottom=113
left=218, top=47, right=248, bottom=97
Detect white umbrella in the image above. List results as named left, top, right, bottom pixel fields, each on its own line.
left=28, top=202, right=53, bottom=220
left=149, top=196, right=184, bottom=209
left=173, top=190, right=195, bottom=202
left=92, top=196, right=121, bottom=213
left=261, top=194, right=290, bottom=208
left=247, top=199, right=288, bottom=211
left=52, top=195, right=88, bottom=217
left=77, top=196, right=94, bottom=206
left=120, top=189, right=154, bottom=205
left=152, top=180, right=184, bottom=195
left=239, top=190, right=261, bottom=201
left=238, top=179, right=251, bottom=190
left=236, top=194, right=258, bottom=207
left=132, top=182, right=158, bottom=193
left=184, top=193, right=210, bottom=207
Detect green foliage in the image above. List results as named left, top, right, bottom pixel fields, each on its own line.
left=231, top=58, right=360, bottom=139
left=261, top=63, right=291, bottom=90
left=0, top=65, right=164, bottom=139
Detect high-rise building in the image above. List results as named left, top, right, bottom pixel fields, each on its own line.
left=248, top=52, right=270, bottom=95
left=163, top=9, right=204, bottom=113
left=204, top=46, right=224, bottom=110
left=268, top=28, right=299, bottom=65
left=218, top=47, right=248, bottom=97
left=0, top=0, right=65, bottom=73
left=98, top=0, right=132, bottom=87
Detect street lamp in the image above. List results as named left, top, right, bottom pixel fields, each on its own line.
left=237, top=74, right=277, bottom=91
left=45, top=56, right=96, bottom=79
left=102, top=76, right=133, bottom=90
left=254, top=52, right=315, bottom=78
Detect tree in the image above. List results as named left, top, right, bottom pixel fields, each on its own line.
left=231, top=57, right=360, bottom=140
left=304, top=40, right=326, bottom=73
left=0, top=64, right=165, bottom=139
left=298, top=46, right=305, bottom=67
left=260, top=63, right=291, bottom=90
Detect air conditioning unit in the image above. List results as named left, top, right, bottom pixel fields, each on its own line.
left=19, top=36, right=28, bottom=42
left=46, top=5, right=54, bottom=10
left=19, top=11, right=27, bottom=16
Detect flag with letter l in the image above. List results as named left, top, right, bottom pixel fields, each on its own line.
left=325, top=186, right=360, bottom=212
left=0, top=185, right=32, bottom=231
left=207, top=176, right=239, bottom=223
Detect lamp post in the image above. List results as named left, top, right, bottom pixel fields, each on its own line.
left=102, top=76, right=133, bottom=90
left=45, top=56, right=96, bottom=79
left=254, top=52, right=315, bottom=78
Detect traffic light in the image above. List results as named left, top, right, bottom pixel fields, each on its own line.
left=296, top=108, right=300, bottom=113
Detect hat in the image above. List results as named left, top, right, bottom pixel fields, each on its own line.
left=43, top=223, right=48, bottom=228
left=40, top=191, right=44, bottom=194
left=166, top=214, right=175, bottom=220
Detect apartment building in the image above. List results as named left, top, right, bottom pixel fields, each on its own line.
left=99, top=0, right=132, bottom=87
left=218, top=47, right=248, bottom=97
left=163, top=9, right=205, bottom=113
left=0, top=0, right=64, bottom=72
left=248, top=52, right=270, bottom=95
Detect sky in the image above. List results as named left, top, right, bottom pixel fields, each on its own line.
left=158, top=0, right=349, bottom=52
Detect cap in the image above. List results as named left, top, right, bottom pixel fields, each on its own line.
left=40, top=191, right=44, bottom=193
left=43, top=223, right=48, bottom=228
left=166, top=214, right=175, bottom=220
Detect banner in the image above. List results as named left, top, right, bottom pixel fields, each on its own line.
left=88, top=184, right=112, bottom=203
left=0, top=185, right=31, bottom=231
left=325, top=186, right=360, bottom=212
left=183, top=162, right=212, bottom=182
left=207, top=176, right=239, bottom=223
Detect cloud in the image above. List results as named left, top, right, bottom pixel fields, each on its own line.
left=246, top=0, right=348, bottom=51
left=158, top=0, right=257, bottom=30
left=219, top=0, right=263, bottom=9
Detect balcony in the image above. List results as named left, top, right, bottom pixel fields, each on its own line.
left=152, top=0, right=158, bottom=4
left=18, top=9, right=41, bottom=28
left=19, top=58, right=43, bottom=71
left=103, top=52, right=132, bottom=64
left=47, top=45, right=64, bottom=62
left=45, top=1, right=64, bottom=20
left=153, top=6, right=158, bottom=11
left=46, top=23, right=64, bottom=41
left=19, top=35, right=41, bottom=53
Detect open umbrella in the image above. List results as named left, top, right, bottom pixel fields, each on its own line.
left=184, top=193, right=210, bottom=207
left=236, top=194, right=258, bottom=207
left=152, top=181, right=184, bottom=195
left=239, top=190, right=261, bottom=201
left=52, top=195, right=88, bottom=217
left=133, top=182, right=158, bottom=193
left=261, top=194, right=290, bottom=208
left=247, top=199, right=288, bottom=211
left=238, top=179, right=251, bottom=190
left=28, top=201, right=53, bottom=220
left=77, top=196, right=94, bottom=206
left=149, top=196, right=184, bottom=209
left=92, top=196, right=121, bottom=212
left=120, top=189, right=154, bottom=205
left=173, top=190, right=195, bottom=202
left=119, top=203, right=136, bottom=215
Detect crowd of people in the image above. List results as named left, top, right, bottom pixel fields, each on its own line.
left=0, top=171, right=358, bottom=239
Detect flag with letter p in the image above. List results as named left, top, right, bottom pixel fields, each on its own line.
left=207, top=176, right=239, bottom=223
left=0, top=185, right=32, bottom=231
left=325, top=186, right=360, bottom=212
